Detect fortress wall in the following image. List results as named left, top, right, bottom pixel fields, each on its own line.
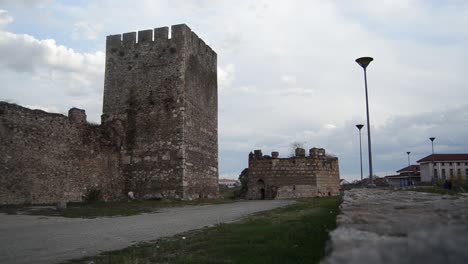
left=0, top=24, right=218, bottom=204
left=315, top=158, right=340, bottom=196
left=0, top=102, right=123, bottom=204
left=182, top=26, right=219, bottom=199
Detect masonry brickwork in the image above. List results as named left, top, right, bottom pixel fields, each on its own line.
left=246, top=147, right=340, bottom=199
left=0, top=24, right=218, bottom=204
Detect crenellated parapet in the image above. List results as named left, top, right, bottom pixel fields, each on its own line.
left=103, top=24, right=217, bottom=118
left=248, top=147, right=333, bottom=160
left=105, top=24, right=216, bottom=68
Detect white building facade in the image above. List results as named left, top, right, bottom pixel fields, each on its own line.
left=417, top=154, right=468, bottom=182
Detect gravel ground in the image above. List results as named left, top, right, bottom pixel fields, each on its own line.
left=0, top=200, right=294, bottom=264
left=323, top=188, right=468, bottom=264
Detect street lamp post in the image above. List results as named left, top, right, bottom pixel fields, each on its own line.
left=430, top=137, right=436, bottom=181
left=356, top=57, right=374, bottom=185
left=407, top=151, right=411, bottom=186
left=356, top=124, right=364, bottom=183
left=429, top=137, right=435, bottom=155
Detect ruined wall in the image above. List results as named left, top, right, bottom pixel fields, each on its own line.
left=312, top=148, right=340, bottom=196
left=102, top=24, right=218, bottom=199
left=0, top=102, right=123, bottom=204
left=246, top=147, right=340, bottom=200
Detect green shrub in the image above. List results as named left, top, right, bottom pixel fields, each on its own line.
left=82, top=187, right=102, bottom=203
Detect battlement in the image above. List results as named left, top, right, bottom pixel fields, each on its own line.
left=249, top=147, right=332, bottom=160
left=106, top=24, right=217, bottom=59
left=68, top=107, right=86, bottom=125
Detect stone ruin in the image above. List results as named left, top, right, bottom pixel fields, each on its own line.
left=246, top=147, right=340, bottom=199
left=0, top=24, right=219, bottom=204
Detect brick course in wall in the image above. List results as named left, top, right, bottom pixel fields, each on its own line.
left=246, top=147, right=340, bottom=199
left=0, top=24, right=219, bottom=204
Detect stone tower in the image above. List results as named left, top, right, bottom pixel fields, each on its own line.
left=102, top=24, right=218, bottom=200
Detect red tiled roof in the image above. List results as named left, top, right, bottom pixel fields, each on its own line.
left=396, top=165, right=420, bottom=173
left=385, top=175, right=421, bottom=179
left=417, top=154, right=468, bottom=163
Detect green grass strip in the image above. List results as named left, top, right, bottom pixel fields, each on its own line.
left=70, top=196, right=340, bottom=264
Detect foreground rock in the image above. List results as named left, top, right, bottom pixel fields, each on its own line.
left=324, top=188, right=468, bottom=264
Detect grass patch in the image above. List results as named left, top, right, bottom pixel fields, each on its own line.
left=69, top=196, right=340, bottom=264
left=219, top=186, right=241, bottom=199
left=0, top=198, right=236, bottom=219
left=406, top=186, right=466, bottom=195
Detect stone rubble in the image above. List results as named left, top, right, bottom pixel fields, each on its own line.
left=323, top=188, right=468, bottom=264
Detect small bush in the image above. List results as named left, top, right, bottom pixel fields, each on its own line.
left=82, top=187, right=101, bottom=203
left=238, top=168, right=249, bottom=198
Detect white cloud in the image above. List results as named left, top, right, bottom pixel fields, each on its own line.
left=280, top=75, right=297, bottom=86
left=0, top=0, right=52, bottom=7
left=0, top=9, right=13, bottom=29
left=0, top=31, right=104, bottom=75
left=25, top=104, right=61, bottom=114
left=218, top=64, right=235, bottom=90
left=72, top=21, right=103, bottom=40
left=0, top=12, right=104, bottom=122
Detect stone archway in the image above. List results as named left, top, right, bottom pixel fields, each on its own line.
left=257, top=179, right=265, bottom=200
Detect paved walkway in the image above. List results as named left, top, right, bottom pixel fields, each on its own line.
left=0, top=200, right=294, bottom=264
left=323, top=188, right=468, bottom=264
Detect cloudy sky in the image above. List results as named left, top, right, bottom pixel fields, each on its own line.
left=1, top=0, right=468, bottom=181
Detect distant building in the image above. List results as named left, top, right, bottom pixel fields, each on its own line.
left=219, top=179, right=240, bottom=188
left=340, top=179, right=350, bottom=185
left=385, top=165, right=420, bottom=187
left=360, top=176, right=388, bottom=187
left=417, top=154, right=468, bottom=182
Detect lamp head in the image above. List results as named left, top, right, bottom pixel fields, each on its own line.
left=429, top=137, right=435, bottom=142
left=356, top=124, right=364, bottom=130
left=356, top=57, right=374, bottom=69
left=407, top=151, right=411, bottom=155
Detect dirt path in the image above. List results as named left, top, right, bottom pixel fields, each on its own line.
left=323, top=188, right=468, bottom=264
left=0, top=200, right=294, bottom=264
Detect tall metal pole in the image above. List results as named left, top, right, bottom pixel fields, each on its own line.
left=356, top=57, right=374, bottom=186
left=363, top=69, right=374, bottom=184
left=407, top=151, right=411, bottom=186
left=430, top=137, right=436, bottom=180
left=359, top=129, right=363, bottom=182
left=356, top=124, right=364, bottom=183
left=431, top=139, right=435, bottom=155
